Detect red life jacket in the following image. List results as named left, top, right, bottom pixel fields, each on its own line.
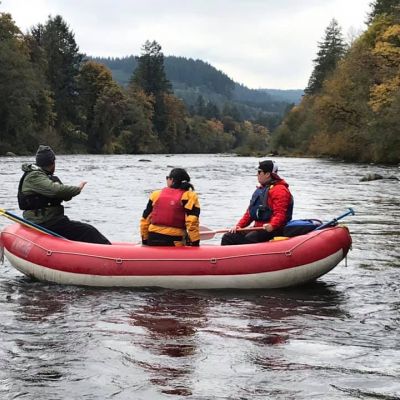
left=151, top=188, right=186, bottom=229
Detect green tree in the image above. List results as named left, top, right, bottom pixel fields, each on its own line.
left=368, top=0, right=400, bottom=23
left=116, top=87, right=162, bottom=154
left=31, top=15, right=83, bottom=144
left=305, top=19, right=347, bottom=95
left=275, top=17, right=400, bottom=164
left=184, top=117, right=234, bottom=153
left=130, top=41, right=188, bottom=150
left=91, top=83, right=126, bottom=153
left=78, top=61, right=119, bottom=152
left=130, top=40, right=172, bottom=95
left=195, top=95, right=206, bottom=116
left=222, top=102, right=241, bottom=121
left=0, top=12, right=53, bottom=153
left=161, top=93, right=188, bottom=152
left=204, top=101, right=220, bottom=119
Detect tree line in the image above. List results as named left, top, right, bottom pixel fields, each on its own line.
left=93, top=54, right=292, bottom=131
left=91, top=54, right=236, bottom=98
left=272, top=0, right=400, bottom=164
left=0, top=12, right=270, bottom=156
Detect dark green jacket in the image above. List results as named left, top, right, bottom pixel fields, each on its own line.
left=20, top=163, right=81, bottom=225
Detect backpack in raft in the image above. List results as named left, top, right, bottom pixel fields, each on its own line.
left=283, top=219, right=322, bottom=237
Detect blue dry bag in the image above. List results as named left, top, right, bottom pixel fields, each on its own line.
left=283, top=219, right=322, bottom=237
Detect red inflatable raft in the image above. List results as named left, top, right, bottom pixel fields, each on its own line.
left=0, top=223, right=352, bottom=289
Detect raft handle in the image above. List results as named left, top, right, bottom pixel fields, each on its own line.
left=115, top=258, right=123, bottom=265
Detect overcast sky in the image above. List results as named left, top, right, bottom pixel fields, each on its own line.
left=1, top=0, right=371, bottom=90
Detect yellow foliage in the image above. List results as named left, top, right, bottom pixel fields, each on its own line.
left=369, top=75, right=400, bottom=112
left=162, top=93, right=186, bottom=120
left=254, top=123, right=270, bottom=136
left=309, top=130, right=369, bottom=161
left=372, top=43, right=400, bottom=71
left=243, top=120, right=252, bottom=130
left=206, top=119, right=224, bottom=133
left=381, top=25, right=400, bottom=44
left=367, top=23, right=400, bottom=112
left=372, top=24, right=400, bottom=71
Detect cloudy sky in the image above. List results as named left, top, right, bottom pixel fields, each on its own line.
left=1, top=0, right=371, bottom=90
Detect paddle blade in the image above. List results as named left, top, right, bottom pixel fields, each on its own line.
left=199, top=226, right=217, bottom=240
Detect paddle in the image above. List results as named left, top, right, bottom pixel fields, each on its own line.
left=200, top=208, right=355, bottom=240
left=0, top=208, right=65, bottom=238
left=315, top=208, right=355, bottom=230
left=199, top=225, right=265, bottom=240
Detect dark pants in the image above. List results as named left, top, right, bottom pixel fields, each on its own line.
left=221, top=229, right=279, bottom=246
left=44, top=216, right=111, bottom=245
left=147, top=232, right=183, bottom=247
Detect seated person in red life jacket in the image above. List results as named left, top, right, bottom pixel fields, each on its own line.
left=140, top=168, right=201, bottom=247
left=221, top=160, right=293, bottom=246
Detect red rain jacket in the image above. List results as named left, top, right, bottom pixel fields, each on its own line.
left=237, top=178, right=292, bottom=230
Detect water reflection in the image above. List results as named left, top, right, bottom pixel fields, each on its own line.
left=128, top=290, right=208, bottom=396
left=14, top=282, right=71, bottom=322
left=123, top=285, right=345, bottom=398
left=245, top=283, right=346, bottom=375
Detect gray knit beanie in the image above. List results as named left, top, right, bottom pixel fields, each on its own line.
left=35, top=145, right=56, bottom=167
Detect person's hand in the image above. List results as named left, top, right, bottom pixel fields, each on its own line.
left=229, top=225, right=241, bottom=233
left=78, top=181, right=87, bottom=191
left=263, top=223, right=273, bottom=232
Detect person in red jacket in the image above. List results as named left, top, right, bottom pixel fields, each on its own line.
left=221, top=160, right=293, bottom=245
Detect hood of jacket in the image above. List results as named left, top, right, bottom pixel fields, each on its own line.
left=22, top=163, right=43, bottom=173
left=259, top=177, right=290, bottom=189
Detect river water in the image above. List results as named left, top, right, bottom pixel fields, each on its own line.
left=0, top=154, right=399, bottom=399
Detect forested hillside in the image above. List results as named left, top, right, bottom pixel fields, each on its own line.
left=91, top=55, right=302, bottom=126
left=0, top=12, right=271, bottom=156
left=92, top=55, right=302, bottom=103
left=272, top=0, right=400, bottom=164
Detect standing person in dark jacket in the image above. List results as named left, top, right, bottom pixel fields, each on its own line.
left=140, top=168, right=201, bottom=247
left=18, top=145, right=111, bottom=244
left=221, top=160, right=293, bottom=245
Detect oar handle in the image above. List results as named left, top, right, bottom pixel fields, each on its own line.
left=229, top=226, right=264, bottom=233
left=199, top=226, right=265, bottom=240
left=0, top=208, right=65, bottom=238
left=203, top=226, right=265, bottom=235
left=315, top=208, right=355, bottom=230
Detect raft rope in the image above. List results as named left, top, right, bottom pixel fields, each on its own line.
left=1, top=226, right=348, bottom=264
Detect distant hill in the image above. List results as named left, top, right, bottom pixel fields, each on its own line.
left=232, top=84, right=303, bottom=113
left=90, top=55, right=303, bottom=121
left=258, top=88, right=303, bottom=104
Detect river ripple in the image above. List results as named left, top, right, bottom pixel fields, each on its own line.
left=0, top=154, right=399, bottom=399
